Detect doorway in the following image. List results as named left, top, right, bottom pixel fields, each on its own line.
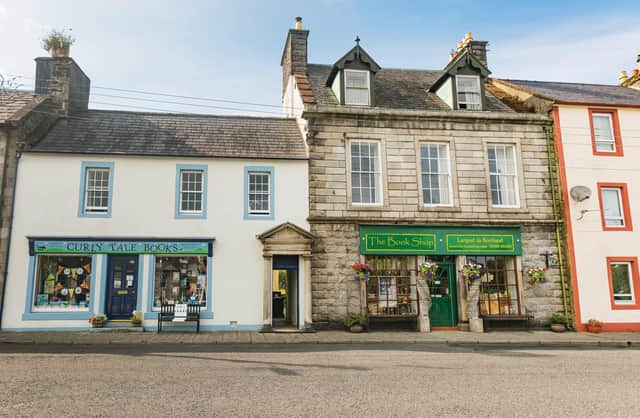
left=106, top=255, right=139, bottom=320
left=426, top=257, right=458, bottom=327
left=272, top=255, right=299, bottom=328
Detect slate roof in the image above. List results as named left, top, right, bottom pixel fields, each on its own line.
left=28, top=110, right=307, bottom=159
left=0, top=90, right=38, bottom=124
left=502, top=79, right=640, bottom=106
left=306, top=64, right=514, bottom=112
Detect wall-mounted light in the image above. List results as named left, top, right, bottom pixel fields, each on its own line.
left=540, top=251, right=559, bottom=269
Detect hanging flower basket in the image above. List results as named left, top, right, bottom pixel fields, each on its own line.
left=526, top=266, right=546, bottom=287
left=351, top=263, right=371, bottom=281
left=419, top=261, right=439, bottom=283
left=461, top=263, right=483, bottom=282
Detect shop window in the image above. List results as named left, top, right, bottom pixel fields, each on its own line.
left=350, top=140, right=382, bottom=205
left=420, top=143, right=452, bottom=206
left=78, top=162, right=113, bottom=217
left=468, top=255, right=522, bottom=316
left=175, top=165, right=207, bottom=219
left=344, top=69, right=370, bottom=106
left=589, top=109, right=623, bottom=156
left=365, top=256, right=418, bottom=317
left=33, top=255, right=93, bottom=311
left=152, top=255, right=207, bottom=309
left=598, top=183, right=632, bottom=231
left=487, top=144, right=519, bottom=207
left=607, top=257, right=640, bottom=309
left=456, top=75, right=481, bottom=110
left=244, top=166, right=274, bottom=220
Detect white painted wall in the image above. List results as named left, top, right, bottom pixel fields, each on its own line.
left=2, top=153, right=309, bottom=330
left=436, top=77, right=453, bottom=109
left=559, top=105, right=640, bottom=324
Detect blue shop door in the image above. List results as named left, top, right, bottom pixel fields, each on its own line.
left=106, top=255, right=139, bottom=320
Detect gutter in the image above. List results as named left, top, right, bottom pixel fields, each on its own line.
left=0, top=144, right=21, bottom=329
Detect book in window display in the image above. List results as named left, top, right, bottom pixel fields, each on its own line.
left=154, top=255, right=207, bottom=308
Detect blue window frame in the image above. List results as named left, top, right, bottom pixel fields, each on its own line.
left=175, top=164, right=208, bottom=219
left=244, top=166, right=275, bottom=220
left=78, top=162, right=114, bottom=218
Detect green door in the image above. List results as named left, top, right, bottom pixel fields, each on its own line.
left=428, top=262, right=458, bottom=327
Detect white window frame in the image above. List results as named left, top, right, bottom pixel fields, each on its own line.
left=350, top=140, right=383, bottom=206
left=420, top=142, right=453, bottom=207
left=611, top=261, right=635, bottom=304
left=601, top=187, right=625, bottom=228
left=456, top=75, right=482, bottom=110
left=248, top=171, right=271, bottom=215
left=592, top=113, right=616, bottom=152
left=344, top=69, right=371, bottom=106
left=84, top=167, right=110, bottom=213
left=487, top=144, right=520, bottom=208
left=179, top=170, right=204, bottom=214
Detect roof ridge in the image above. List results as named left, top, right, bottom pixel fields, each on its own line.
left=502, top=79, right=623, bottom=88
left=308, top=63, right=441, bottom=73
left=85, top=109, right=295, bottom=121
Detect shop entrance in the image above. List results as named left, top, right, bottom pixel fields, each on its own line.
left=427, top=257, right=458, bottom=327
left=106, top=255, right=139, bottom=320
left=272, top=255, right=299, bottom=328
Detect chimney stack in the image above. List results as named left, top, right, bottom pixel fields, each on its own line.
left=450, top=33, right=489, bottom=68
left=281, top=17, right=309, bottom=96
left=35, top=56, right=90, bottom=115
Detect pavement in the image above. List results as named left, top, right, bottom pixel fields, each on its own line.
left=1, top=329, right=638, bottom=347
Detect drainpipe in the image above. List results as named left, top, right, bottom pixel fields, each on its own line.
left=0, top=144, right=22, bottom=329
left=544, top=125, right=569, bottom=320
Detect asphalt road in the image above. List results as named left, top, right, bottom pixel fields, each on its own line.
left=0, top=343, right=638, bottom=417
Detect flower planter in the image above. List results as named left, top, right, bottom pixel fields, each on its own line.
left=349, top=324, right=364, bottom=333
left=550, top=323, right=566, bottom=332
left=586, top=325, right=602, bottom=334
left=91, top=322, right=104, bottom=329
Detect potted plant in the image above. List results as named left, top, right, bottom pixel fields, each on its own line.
left=130, top=310, right=142, bottom=327
left=344, top=313, right=368, bottom=333
left=549, top=313, right=568, bottom=332
left=586, top=318, right=603, bottom=333
left=41, top=29, right=75, bottom=58
left=526, top=266, right=546, bottom=287
left=89, top=314, right=106, bottom=328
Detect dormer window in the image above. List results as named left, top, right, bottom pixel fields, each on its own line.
left=456, top=75, right=481, bottom=110
left=344, top=69, right=370, bottom=106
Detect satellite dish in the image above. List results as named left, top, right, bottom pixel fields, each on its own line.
left=570, top=186, right=592, bottom=202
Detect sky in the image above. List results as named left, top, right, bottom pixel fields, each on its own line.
left=1, top=0, right=639, bottom=115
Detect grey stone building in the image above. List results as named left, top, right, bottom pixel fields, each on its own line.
left=282, top=19, right=570, bottom=330
left=0, top=57, right=90, bottom=329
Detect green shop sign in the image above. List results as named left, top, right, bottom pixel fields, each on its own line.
left=29, top=239, right=212, bottom=256
left=360, top=226, right=521, bottom=255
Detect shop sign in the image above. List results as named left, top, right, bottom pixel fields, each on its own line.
left=360, top=226, right=521, bottom=255
left=30, top=239, right=211, bottom=256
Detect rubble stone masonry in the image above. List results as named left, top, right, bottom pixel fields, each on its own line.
left=304, top=109, right=563, bottom=328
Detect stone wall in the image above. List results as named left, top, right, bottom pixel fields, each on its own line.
left=305, top=110, right=566, bottom=327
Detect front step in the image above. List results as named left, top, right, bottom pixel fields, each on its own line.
left=90, top=321, right=145, bottom=332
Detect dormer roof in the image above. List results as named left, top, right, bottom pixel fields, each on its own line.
left=326, top=40, right=381, bottom=86
left=429, top=47, right=491, bottom=92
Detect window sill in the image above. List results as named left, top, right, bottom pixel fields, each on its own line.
left=244, top=213, right=275, bottom=220
left=418, top=205, right=462, bottom=213
left=610, top=304, right=640, bottom=310
left=78, top=212, right=111, bottom=218
left=175, top=213, right=207, bottom=220
left=348, top=204, right=386, bottom=211
left=487, top=206, right=529, bottom=214
left=22, top=311, right=91, bottom=321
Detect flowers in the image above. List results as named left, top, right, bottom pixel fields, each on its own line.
left=420, top=261, right=439, bottom=280
left=89, top=314, right=106, bottom=327
left=351, top=263, right=372, bottom=280
left=526, top=266, right=546, bottom=286
left=461, top=263, right=483, bottom=281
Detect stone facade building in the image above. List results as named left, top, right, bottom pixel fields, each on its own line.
left=282, top=20, right=570, bottom=330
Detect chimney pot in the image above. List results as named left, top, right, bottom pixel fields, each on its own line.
left=619, top=70, right=629, bottom=83
left=295, top=16, right=303, bottom=30
left=465, top=32, right=473, bottom=41
left=632, top=69, right=639, bottom=77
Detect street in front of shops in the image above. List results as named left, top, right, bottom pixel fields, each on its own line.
left=1, top=340, right=638, bottom=417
